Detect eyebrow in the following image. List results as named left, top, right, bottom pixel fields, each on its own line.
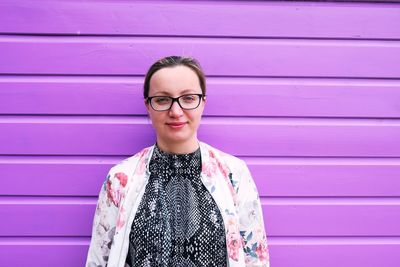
left=152, top=89, right=199, bottom=95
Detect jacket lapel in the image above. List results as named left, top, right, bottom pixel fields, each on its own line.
left=199, top=142, right=245, bottom=267
left=110, top=146, right=154, bottom=267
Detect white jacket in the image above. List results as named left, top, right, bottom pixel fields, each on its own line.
left=86, top=141, right=270, bottom=267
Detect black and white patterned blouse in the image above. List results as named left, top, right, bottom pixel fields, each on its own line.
left=125, top=144, right=227, bottom=267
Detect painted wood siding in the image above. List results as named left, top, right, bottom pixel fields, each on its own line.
left=1, top=1, right=400, bottom=266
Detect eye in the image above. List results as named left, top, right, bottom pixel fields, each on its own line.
left=154, top=97, right=171, bottom=104
left=181, top=95, right=197, bottom=103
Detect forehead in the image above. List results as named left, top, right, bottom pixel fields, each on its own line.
left=149, top=65, right=201, bottom=95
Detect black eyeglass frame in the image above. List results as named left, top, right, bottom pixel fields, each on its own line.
left=146, top=93, right=205, bottom=111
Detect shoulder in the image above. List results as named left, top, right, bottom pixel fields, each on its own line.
left=200, top=141, right=247, bottom=173
left=100, top=145, right=153, bottom=208
left=105, top=145, right=153, bottom=182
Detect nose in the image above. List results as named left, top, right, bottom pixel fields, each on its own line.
left=169, top=100, right=183, bottom=117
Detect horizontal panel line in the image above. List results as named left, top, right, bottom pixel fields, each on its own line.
left=1, top=196, right=400, bottom=205
left=1, top=34, right=400, bottom=44
left=261, top=196, right=400, bottom=205
left=0, top=115, right=149, bottom=124
left=1, top=155, right=400, bottom=160
left=242, top=156, right=400, bottom=165
left=0, top=31, right=395, bottom=42
left=2, top=73, right=400, bottom=81
left=269, top=236, right=400, bottom=245
left=0, top=236, right=90, bottom=245
left=200, top=75, right=400, bottom=80
left=2, top=114, right=400, bottom=121
left=1, top=74, right=400, bottom=85
left=1, top=155, right=400, bottom=164
left=1, top=236, right=400, bottom=245
left=0, top=155, right=123, bottom=164
left=0, top=196, right=98, bottom=205
left=0, top=115, right=400, bottom=126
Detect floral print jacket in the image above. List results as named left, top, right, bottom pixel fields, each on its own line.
left=86, top=141, right=270, bottom=267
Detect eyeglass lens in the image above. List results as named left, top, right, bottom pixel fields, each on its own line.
left=150, top=94, right=202, bottom=111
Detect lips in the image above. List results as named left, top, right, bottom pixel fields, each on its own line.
left=166, top=122, right=187, bottom=129
left=167, top=122, right=186, bottom=126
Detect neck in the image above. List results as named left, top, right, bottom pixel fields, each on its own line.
left=156, top=137, right=200, bottom=154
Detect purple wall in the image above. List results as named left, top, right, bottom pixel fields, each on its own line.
left=1, top=1, right=400, bottom=266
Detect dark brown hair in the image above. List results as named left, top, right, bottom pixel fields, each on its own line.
left=143, top=56, right=206, bottom=99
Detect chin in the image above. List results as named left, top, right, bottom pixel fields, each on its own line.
left=166, top=132, right=194, bottom=143
left=168, top=135, right=190, bottom=143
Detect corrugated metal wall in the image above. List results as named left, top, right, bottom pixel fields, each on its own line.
left=1, top=1, right=400, bottom=266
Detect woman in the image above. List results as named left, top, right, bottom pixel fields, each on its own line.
left=86, top=56, right=270, bottom=267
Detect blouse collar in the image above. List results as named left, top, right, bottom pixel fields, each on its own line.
left=144, top=141, right=211, bottom=176
left=150, top=143, right=201, bottom=169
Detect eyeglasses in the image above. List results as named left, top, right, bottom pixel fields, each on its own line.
left=146, top=94, right=204, bottom=111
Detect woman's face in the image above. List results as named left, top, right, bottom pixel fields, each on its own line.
left=145, top=65, right=205, bottom=152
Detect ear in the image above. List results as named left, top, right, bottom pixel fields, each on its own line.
left=144, top=99, right=150, bottom=111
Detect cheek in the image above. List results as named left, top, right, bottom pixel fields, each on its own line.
left=148, top=112, right=163, bottom=127
left=188, top=110, right=203, bottom=124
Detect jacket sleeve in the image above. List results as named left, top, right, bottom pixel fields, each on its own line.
left=237, top=160, right=271, bottom=267
left=86, top=168, right=119, bottom=267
